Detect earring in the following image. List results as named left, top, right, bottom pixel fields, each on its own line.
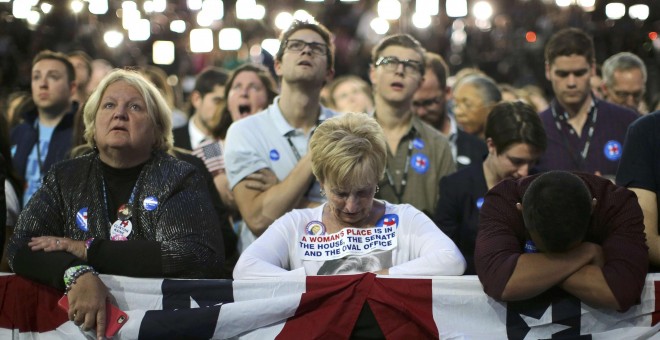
left=375, top=185, right=380, bottom=193
left=320, top=189, right=326, bottom=197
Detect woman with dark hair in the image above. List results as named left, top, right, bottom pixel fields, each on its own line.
left=205, top=64, right=279, bottom=211
left=434, top=101, right=547, bottom=274
left=212, top=63, right=279, bottom=141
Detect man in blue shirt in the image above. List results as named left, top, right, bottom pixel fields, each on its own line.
left=11, top=50, right=77, bottom=206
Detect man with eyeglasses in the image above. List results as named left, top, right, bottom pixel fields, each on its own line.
left=601, top=52, right=648, bottom=114
left=534, top=28, right=639, bottom=180
left=412, top=52, right=486, bottom=169
left=369, top=34, right=455, bottom=217
left=224, top=20, right=337, bottom=248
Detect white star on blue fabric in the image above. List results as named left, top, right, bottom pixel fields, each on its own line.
left=521, top=305, right=571, bottom=340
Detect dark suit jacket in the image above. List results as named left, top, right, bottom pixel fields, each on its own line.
left=455, top=130, right=487, bottom=170
left=172, top=124, right=192, bottom=151
left=435, top=163, right=487, bottom=275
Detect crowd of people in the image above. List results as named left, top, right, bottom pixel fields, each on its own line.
left=0, top=19, right=658, bottom=338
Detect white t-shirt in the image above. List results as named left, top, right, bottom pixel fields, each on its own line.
left=224, top=97, right=337, bottom=203
left=233, top=201, right=466, bottom=279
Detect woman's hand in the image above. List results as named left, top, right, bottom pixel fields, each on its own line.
left=28, top=237, right=87, bottom=260
left=67, top=272, right=109, bottom=340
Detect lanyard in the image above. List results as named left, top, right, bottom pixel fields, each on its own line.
left=101, top=177, right=138, bottom=224
left=284, top=119, right=324, bottom=162
left=384, top=136, right=415, bottom=204
left=550, top=99, right=598, bottom=170
left=33, top=120, right=45, bottom=174
left=286, top=135, right=302, bottom=161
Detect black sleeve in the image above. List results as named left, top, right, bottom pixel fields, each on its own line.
left=13, top=245, right=87, bottom=290
left=616, top=115, right=657, bottom=191
left=435, top=175, right=460, bottom=241
left=87, top=239, right=163, bottom=277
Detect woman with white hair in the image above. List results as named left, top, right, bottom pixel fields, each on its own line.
left=6, top=69, right=224, bottom=338
left=233, top=112, right=465, bottom=279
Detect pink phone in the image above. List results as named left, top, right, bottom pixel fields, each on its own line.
left=58, top=295, right=129, bottom=338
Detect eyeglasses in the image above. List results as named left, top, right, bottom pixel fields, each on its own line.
left=450, top=99, right=483, bottom=113
left=284, top=39, right=328, bottom=56
left=412, top=97, right=443, bottom=109
left=612, top=90, right=644, bottom=101
left=375, top=56, right=423, bottom=75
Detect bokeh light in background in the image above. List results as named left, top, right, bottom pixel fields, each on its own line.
left=0, top=0, right=658, bottom=104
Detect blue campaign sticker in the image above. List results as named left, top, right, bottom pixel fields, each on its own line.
left=143, top=196, right=159, bottom=211
left=76, top=207, right=89, bottom=232
left=413, top=138, right=425, bottom=150
left=269, top=149, right=280, bottom=161
left=305, top=221, right=326, bottom=235
left=524, top=239, right=538, bottom=253
left=410, top=153, right=430, bottom=174
left=603, top=140, right=622, bottom=161
left=376, top=214, right=399, bottom=228
left=476, top=197, right=484, bottom=209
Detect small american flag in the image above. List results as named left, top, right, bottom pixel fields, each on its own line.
left=192, top=139, right=225, bottom=175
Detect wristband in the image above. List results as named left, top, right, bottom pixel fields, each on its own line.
left=63, top=265, right=99, bottom=295
left=85, top=238, right=95, bottom=250
left=84, top=238, right=95, bottom=259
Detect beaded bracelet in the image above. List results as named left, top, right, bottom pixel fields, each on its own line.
left=63, top=265, right=99, bottom=295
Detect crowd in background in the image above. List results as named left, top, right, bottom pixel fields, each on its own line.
left=0, top=10, right=658, bottom=337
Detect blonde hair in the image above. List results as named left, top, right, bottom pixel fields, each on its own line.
left=310, top=112, right=387, bottom=188
left=82, top=69, right=173, bottom=153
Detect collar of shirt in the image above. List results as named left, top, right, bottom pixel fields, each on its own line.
left=188, top=118, right=208, bottom=149
left=268, top=96, right=338, bottom=138
left=553, top=93, right=598, bottom=123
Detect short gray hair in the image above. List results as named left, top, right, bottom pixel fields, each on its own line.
left=455, top=75, right=502, bottom=104
left=602, top=52, right=647, bottom=87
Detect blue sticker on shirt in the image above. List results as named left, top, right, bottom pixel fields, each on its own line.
left=76, top=207, right=88, bottom=232
left=603, top=140, right=622, bottom=161
left=524, top=239, right=538, bottom=253
left=476, top=197, right=484, bottom=209
left=376, top=214, right=399, bottom=228
left=143, top=196, right=159, bottom=211
left=269, top=149, right=280, bottom=161
left=413, top=138, right=425, bottom=150
left=410, top=153, right=430, bottom=174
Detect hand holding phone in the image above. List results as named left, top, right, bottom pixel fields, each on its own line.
left=58, top=295, right=129, bottom=338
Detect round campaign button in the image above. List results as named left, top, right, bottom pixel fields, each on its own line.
left=413, top=138, right=425, bottom=150
left=110, top=219, right=132, bottom=241
left=76, top=207, right=89, bottom=232
left=117, top=204, right=132, bottom=221
left=603, top=140, right=622, bottom=161
left=476, top=197, right=484, bottom=209
left=456, top=155, right=471, bottom=166
left=269, top=149, right=280, bottom=161
left=410, top=153, right=430, bottom=174
left=143, top=196, right=159, bottom=211
left=305, top=221, right=326, bottom=235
